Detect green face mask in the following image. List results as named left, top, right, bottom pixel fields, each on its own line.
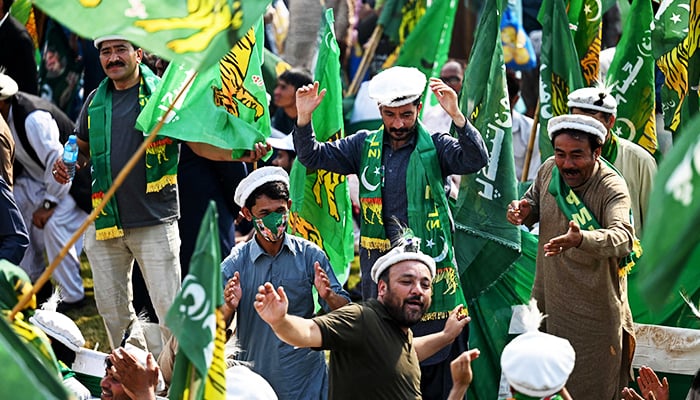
left=253, top=211, right=289, bottom=242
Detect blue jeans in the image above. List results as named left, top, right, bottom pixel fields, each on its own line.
left=85, top=221, right=181, bottom=349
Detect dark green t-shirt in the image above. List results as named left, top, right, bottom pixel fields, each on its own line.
left=313, top=299, right=421, bottom=400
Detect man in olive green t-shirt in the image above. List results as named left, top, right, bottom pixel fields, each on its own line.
left=253, top=235, right=471, bottom=399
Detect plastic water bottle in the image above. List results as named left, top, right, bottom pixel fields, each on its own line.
left=62, top=135, right=79, bottom=181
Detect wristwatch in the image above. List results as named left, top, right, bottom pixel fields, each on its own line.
left=42, top=200, right=57, bottom=210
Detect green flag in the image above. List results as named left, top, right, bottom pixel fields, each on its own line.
left=32, top=0, right=270, bottom=71
left=635, top=113, right=700, bottom=310
left=655, top=0, right=700, bottom=134
left=166, top=201, right=227, bottom=400
left=569, top=0, right=602, bottom=86
left=607, top=0, right=659, bottom=158
left=377, top=0, right=427, bottom=45
left=262, top=48, right=291, bottom=96
left=0, top=316, right=71, bottom=400
left=454, top=0, right=523, bottom=395
left=136, top=21, right=271, bottom=160
left=394, top=0, right=458, bottom=109
left=289, top=9, right=354, bottom=285
left=537, top=0, right=586, bottom=160
left=652, top=0, right=692, bottom=59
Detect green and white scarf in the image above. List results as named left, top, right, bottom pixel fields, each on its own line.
left=601, top=131, right=619, bottom=163
left=359, top=123, right=466, bottom=320
left=88, top=65, right=178, bottom=240
left=548, top=159, right=642, bottom=276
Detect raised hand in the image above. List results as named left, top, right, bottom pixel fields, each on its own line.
left=224, top=271, right=243, bottom=311
left=295, top=82, right=327, bottom=126
left=254, top=282, right=289, bottom=327
left=313, top=262, right=332, bottom=300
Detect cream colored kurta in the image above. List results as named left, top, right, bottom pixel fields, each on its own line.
left=613, top=137, right=657, bottom=236
left=523, top=158, right=636, bottom=400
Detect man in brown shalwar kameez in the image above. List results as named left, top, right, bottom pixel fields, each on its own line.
left=506, top=114, right=636, bottom=400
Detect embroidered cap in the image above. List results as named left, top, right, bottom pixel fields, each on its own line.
left=501, top=300, right=576, bottom=397
left=94, top=35, right=130, bottom=49
left=0, top=73, right=18, bottom=101
left=567, top=86, right=617, bottom=115
left=234, top=166, right=289, bottom=207
left=547, top=114, right=607, bottom=143
left=368, top=66, right=427, bottom=107
left=370, top=234, right=436, bottom=283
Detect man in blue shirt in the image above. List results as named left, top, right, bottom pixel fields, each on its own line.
left=221, top=166, right=350, bottom=400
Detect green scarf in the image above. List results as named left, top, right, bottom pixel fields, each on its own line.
left=601, top=131, right=619, bottom=163
left=548, top=160, right=642, bottom=276
left=359, top=124, right=466, bottom=320
left=89, top=65, right=178, bottom=240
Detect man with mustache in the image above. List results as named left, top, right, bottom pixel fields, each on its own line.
left=506, top=114, right=636, bottom=400
left=254, top=234, right=470, bottom=399
left=52, top=35, right=269, bottom=352
left=292, top=66, right=487, bottom=398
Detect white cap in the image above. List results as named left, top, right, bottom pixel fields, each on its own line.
left=567, top=86, right=617, bottom=115
left=501, top=299, right=576, bottom=398
left=547, top=114, right=607, bottom=143
left=370, top=235, right=436, bottom=283
left=94, top=35, right=130, bottom=49
left=234, top=166, right=289, bottom=207
left=30, top=309, right=86, bottom=352
left=368, top=66, right=427, bottom=107
left=225, top=365, right=279, bottom=399
left=0, top=73, right=18, bottom=101
left=267, top=133, right=295, bottom=152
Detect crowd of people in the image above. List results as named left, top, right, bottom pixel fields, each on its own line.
left=0, top=0, right=699, bottom=399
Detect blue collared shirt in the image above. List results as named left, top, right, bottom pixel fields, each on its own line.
left=221, top=234, right=350, bottom=400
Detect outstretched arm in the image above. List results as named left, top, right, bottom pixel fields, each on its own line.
left=447, top=349, right=480, bottom=400
left=414, top=305, right=470, bottom=361
left=186, top=141, right=271, bottom=162
left=254, top=282, right=323, bottom=348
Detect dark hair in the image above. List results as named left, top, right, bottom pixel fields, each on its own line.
left=278, top=68, right=313, bottom=90
left=2, top=0, right=13, bottom=14
left=551, top=130, right=603, bottom=151
left=506, top=70, right=520, bottom=100
left=244, top=181, right=290, bottom=210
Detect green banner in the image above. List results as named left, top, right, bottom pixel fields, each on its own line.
left=607, top=0, right=659, bottom=158
left=136, top=21, right=271, bottom=160
left=538, top=0, right=585, bottom=160
left=455, top=0, right=523, bottom=395
left=289, top=9, right=354, bottom=285
left=570, top=0, right=602, bottom=86
left=32, top=0, right=270, bottom=71
left=167, top=202, right=226, bottom=399
left=655, top=0, right=700, bottom=134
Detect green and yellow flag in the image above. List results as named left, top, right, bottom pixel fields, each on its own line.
left=538, top=0, right=585, bottom=160
left=379, top=0, right=428, bottom=66
left=166, top=202, right=226, bottom=400
left=289, top=9, right=354, bottom=285
left=136, top=21, right=271, bottom=159
left=454, top=0, right=523, bottom=396
left=32, top=0, right=271, bottom=71
left=607, top=0, right=658, bottom=158
left=654, top=0, right=700, bottom=134
left=568, top=0, right=602, bottom=86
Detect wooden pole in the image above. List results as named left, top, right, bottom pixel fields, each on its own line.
left=345, top=25, right=384, bottom=98
left=521, top=101, right=540, bottom=182
left=9, top=72, right=198, bottom=321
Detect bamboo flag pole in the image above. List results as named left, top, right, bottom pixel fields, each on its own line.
left=345, top=25, right=384, bottom=97
left=521, top=101, right=540, bottom=182
left=9, top=71, right=198, bottom=321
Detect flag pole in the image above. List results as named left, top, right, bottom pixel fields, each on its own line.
left=345, top=25, right=384, bottom=97
left=9, top=72, right=198, bottom=321
left=521, top=101, right=540, bottom=182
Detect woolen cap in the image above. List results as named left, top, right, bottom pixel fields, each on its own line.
left=94, top=35, right=130, bottom=49
left=547, top=114, right=607, bottom=143
left=368, top=66, right=427, bottom=107
left=234, top=166, right=289, bottom=207
left=567, top=86, right=617, bottom=115
left=370, top=236, right=436, bottom=283
left=0, top=73, right=18, bottom=101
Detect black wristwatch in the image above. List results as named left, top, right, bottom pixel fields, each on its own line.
left=42, top=200, right=57, bottom=210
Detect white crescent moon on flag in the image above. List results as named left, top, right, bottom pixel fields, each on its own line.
left=587, top=0, right=602, bottom=21
left=361, top=166, right=380, bottom=191
left=617, top=118, right=637, bottom=142
left=433, top=239, right=450, bottom=262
